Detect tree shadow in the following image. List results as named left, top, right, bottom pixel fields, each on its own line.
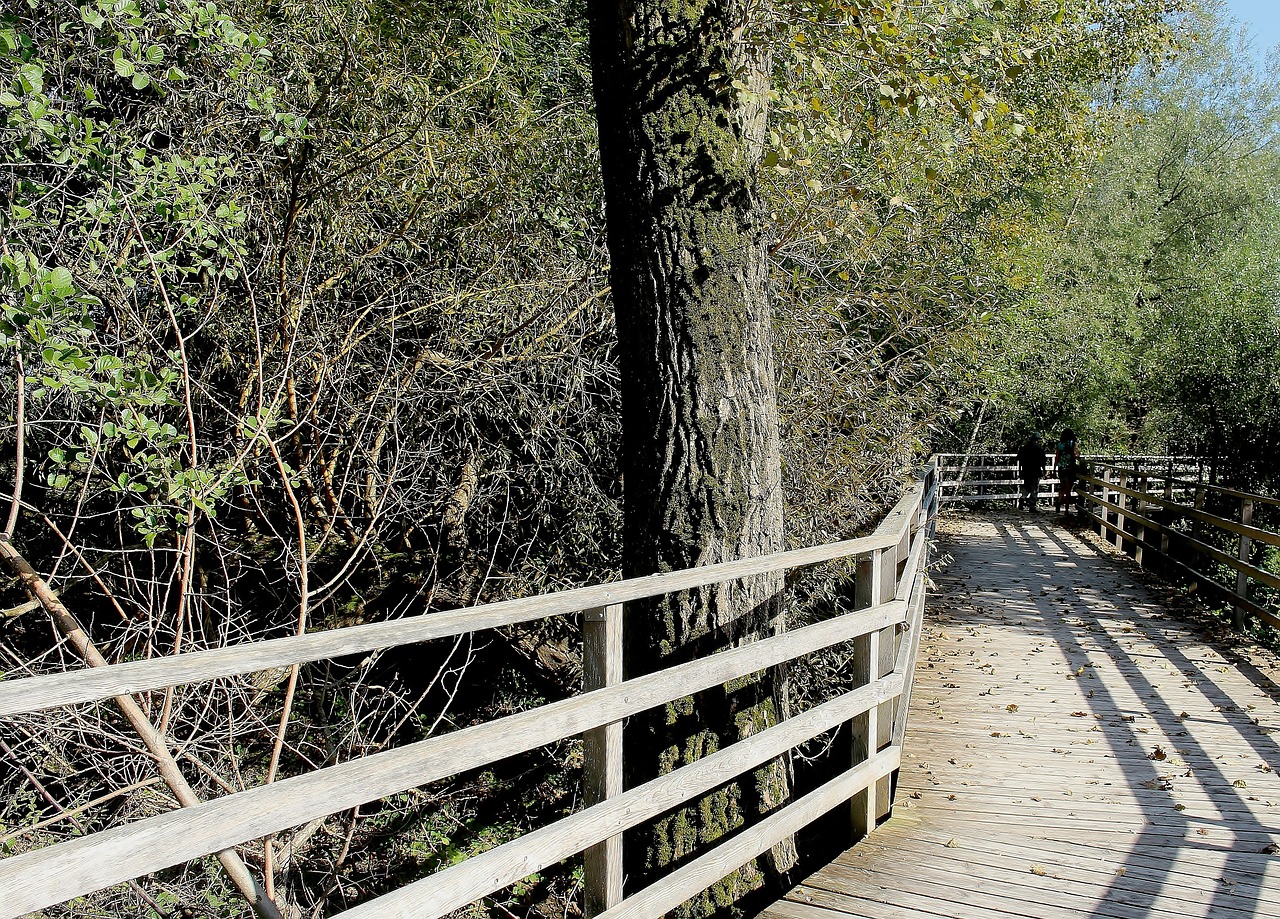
left=924, top=515, right=1280, bottom=917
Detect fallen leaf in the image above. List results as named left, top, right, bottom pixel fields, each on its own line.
left=1030, top=865, right=1047, bottom=876
left=945, top=838, right=960, bottom=848
left=1149, top=746, right=1168, bottom=761
left=1234, top=779, right=1248, bottom=788
left=1006, top=704, right=1019, bottom=713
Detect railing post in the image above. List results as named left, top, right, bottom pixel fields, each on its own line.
left=1099, top=467, right=1111, bottom=537
left=1235, top=500, right=1254, bottom=632
left=851, top=549, right=882, bottom=841
left=1134, top=476, right=1147, bottom=566
left=583, top=603, right=623, bottom=917
left=1193, top=485, right=1206, bottom=545
left=875, top=533, right=905, bottom=819
left=1115, top=470, right=1129, bottom=550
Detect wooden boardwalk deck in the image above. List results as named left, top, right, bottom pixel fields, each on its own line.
left=765, top=512, right=1280, bottom=919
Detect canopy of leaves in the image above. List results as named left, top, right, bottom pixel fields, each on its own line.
left=972, top=3, right=1280, bottom=491
left=0, top=0, right=1192, bottom=914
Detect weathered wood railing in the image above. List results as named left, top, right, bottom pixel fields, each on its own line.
left=1077, top=462, right=1280, bottom=632
left=938, top=452, right=1201, bottom=505
left=0, top=462, right=939, bottom=919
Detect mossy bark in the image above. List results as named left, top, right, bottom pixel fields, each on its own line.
left=587, top=1, right=795, bottom=914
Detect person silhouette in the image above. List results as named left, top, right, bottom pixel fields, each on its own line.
left=1017, top=433, right=1046, bottom=511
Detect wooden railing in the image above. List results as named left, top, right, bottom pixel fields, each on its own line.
left=1076, top=462, right=1280, bottom=632
left=0, top=462, right=939, bottom=919
left=937, top=453, right=1202, bottom=505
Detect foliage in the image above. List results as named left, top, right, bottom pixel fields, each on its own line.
left=0, top=0, right=1194, bottom=916
left=971, top=2, right=1280, bottom=491
left=762, top=0, right=1187, bottom=541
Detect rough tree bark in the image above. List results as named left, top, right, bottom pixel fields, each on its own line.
left=587, top=1, right=796, bottom=913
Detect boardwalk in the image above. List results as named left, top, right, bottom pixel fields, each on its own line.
left=767, top=512, right=1280, bottom=919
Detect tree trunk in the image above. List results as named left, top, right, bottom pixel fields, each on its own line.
left=587, top=1, right=796, bottom=913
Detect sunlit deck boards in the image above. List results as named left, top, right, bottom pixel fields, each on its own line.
left=764, top=512, right=1280, bottom=919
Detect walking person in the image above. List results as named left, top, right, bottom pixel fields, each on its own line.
left=1054, top=428, right=1081, bottom=513
left=1017, top=433, right=1046, bottom=511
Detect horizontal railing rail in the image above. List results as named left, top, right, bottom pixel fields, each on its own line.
left=937, top=453, right=1202, bottom=505
left=0, top=461, right=940, bottom=919
left=1076, top=468, right=1280, bottom=632
left=1089, top=460, right=1280, bottom=509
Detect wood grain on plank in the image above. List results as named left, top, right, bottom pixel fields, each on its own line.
left=757, top=512, right=1280, bottom=919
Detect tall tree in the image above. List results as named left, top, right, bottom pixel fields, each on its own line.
left=586, top=0, right=795, bottom=911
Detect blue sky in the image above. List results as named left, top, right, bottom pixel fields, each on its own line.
left=1222, top=0, right=1280, bottom=59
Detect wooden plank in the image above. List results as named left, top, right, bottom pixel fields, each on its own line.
left=0, top=600, right=907, bottom=919
left=889, top=811, right=1279, bottom=844
left=1078, top=501, right=1280, bottom=628
left=330, top=675, right=906, bottom=919
left=1078, top=473, right=1280, bottom=547
left=850, top=827, right=1280, bottom=905
left=890, top=584, right=926, bottom=749
left=760, top=509, right=1280, bottom=919
left=870, top=480, right=928, bottom=543
left=820, top=843, right=1267, bottom=919
left=1119, top=536, right=1280, bottom=631
left=1165, top=525, right=1280, bottom=591
left=797, top=866, right=1101, bottom=919
left=762, top=900, right=870, bottom=919
left=1078, top=485, right=1280, bottom=592
left=0, top=525, right=916, bottom=718
left=590, top=748, right=901, bottom=919
left=583, top=603, right=623, bottom=917
left=1091, top=463, right=1280, bottom=508
left=875, top=819, right=1280, bottom=882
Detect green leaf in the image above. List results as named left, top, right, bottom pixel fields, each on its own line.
left=132, top=71, right=150, bottom=90
left=113, top=56, right=135, bottom=79
left=16, top=63, right=43, bottom=94
left=47, top=267, right=74, bottom=295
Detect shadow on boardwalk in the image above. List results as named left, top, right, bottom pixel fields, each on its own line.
left=764, top=511, right=1280, bottom=919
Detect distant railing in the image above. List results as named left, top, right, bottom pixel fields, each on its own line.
left=0, top=463, right=940, bottom=919
left=936, top=452, right=1278, bottom=634
left=1077, top=463, right=1280, bottom=633
left=937, top=453, right=1203, bottom=505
